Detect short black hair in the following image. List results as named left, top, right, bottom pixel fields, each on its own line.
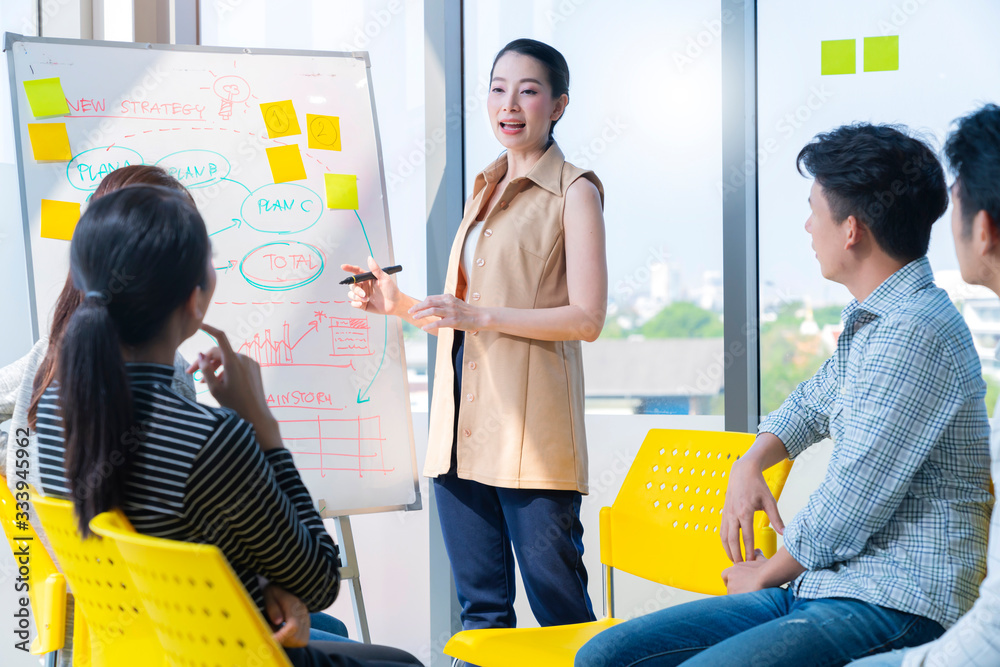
left=797, top=123, right=948, bottom=263
left=945, top=103, right=1000, bottom=236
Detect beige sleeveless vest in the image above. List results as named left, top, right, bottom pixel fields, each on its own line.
left=423, top=143, right=604, bottom=493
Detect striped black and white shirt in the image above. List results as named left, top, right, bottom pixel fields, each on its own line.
left=36, top=362, right=340, bottom=614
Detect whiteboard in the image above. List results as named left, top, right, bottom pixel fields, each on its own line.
left=5, top=33, right=420, bottom=516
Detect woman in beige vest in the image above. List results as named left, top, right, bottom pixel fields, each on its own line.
left=343, top=39, right=607, bottom=635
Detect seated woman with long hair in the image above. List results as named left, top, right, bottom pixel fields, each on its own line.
left=36, top=184, right=419, bottom=667
left=1, top=165, right=197, bottom=491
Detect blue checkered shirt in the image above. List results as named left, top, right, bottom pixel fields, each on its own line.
left=759, top=257, right=993, bottom=628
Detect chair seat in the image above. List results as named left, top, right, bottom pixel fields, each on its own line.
left=445, top=617, right=625, bottom=667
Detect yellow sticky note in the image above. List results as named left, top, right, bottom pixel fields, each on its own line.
left=27, top=123, right=72, bottom=161
left=40, top=199, right=81, bottom=241
left=307, top=114, right=342, bottom=151
left=821, top=39, right=856, bottom=76
left=23, top=78, right=70, bottom=117
left=864, top=36, right=899, bottom=72
left=266, top=144, right=307, bottom=183
left=325, top=173, right=359, bottom=210
left=260, top=100, right=301, bottom=138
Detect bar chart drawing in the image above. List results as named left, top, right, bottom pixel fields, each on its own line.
left=236, top=311, right=371, bottom=367
left=279, top=414, right=393, bottom=478
left=239, top=320, right=318, bottom=366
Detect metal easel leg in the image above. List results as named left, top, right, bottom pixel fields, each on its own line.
left=603, top=565, right=615, bottom=619
left=333, top=515, right=371, bottom=644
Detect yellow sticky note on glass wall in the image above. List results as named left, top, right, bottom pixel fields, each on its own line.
left=23, top=78, right=70, bottom=117
left=260, top=100, right=301, bottom=138
left=265, top=144, right=307, bottom=183
left=325, top=173, right=358, bottom=210
left=821, top=39, right=856, bottom=75
left=864, top=36, right=899, bottom=72
left=307, top=114, right=342, bottom=151
left=27, top=123, right=72, bottom=161
left=40, top=199, right=81, bottom=241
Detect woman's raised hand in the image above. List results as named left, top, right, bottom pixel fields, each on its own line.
left=190, top=322, right=282, bottom=450
left=342, top=256, right=402, bottom=317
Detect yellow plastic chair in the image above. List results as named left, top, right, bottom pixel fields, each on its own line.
left=89, top=511, right=293, bottom=667
left=32, top=495, right=165, bottom=666
left=444, top=429, right=793, bottom=667
left=0, top=482, right=71, bottom=667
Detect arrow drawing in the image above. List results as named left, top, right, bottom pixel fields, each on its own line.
left=353, top=210, right=387, bottom=404
left=210, top=218, right=243, bottom=237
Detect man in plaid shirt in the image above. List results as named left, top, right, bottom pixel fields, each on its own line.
left=849, top=107, right=1000, bottom=667
left=576, top=124, right=992, bottom=667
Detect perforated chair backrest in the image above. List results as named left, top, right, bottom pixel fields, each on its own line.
left=32, top=495, right=164, bottom=666
left=601, top=429, right=792, bottom=596
left=90, top=511, right=292, bottom=667
left=0, top=483, right=66, bottom=654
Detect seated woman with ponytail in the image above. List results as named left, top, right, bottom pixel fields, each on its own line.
left=36, top=185, right=421, bottom=667
left=1, top=165, right=197, bottom=493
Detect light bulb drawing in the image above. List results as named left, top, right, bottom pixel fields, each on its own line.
left=213, top=75, right=251, bottom=121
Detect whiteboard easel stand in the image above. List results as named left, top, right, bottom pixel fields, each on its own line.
left=333, top=515, right=371, bottom=643
left=325, top=487, right=424, bottom=643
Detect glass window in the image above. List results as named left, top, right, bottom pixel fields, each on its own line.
left=758, top=0, right=1000, bottom=416
left=462, top=0, right=725, bottom=415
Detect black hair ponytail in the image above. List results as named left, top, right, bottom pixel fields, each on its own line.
left=60, top=293, right=134, bottom=534
left=59, top=185, right=210, bottom=534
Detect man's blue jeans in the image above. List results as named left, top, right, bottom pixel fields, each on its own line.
left=574, top=587, right=943, bottom=667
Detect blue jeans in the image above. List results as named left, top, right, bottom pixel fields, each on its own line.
left=574, top=588, right=943, bottom=667
left=309, top=612, right=354, bottom=642
left=434, top=474, right=596, bottom=629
